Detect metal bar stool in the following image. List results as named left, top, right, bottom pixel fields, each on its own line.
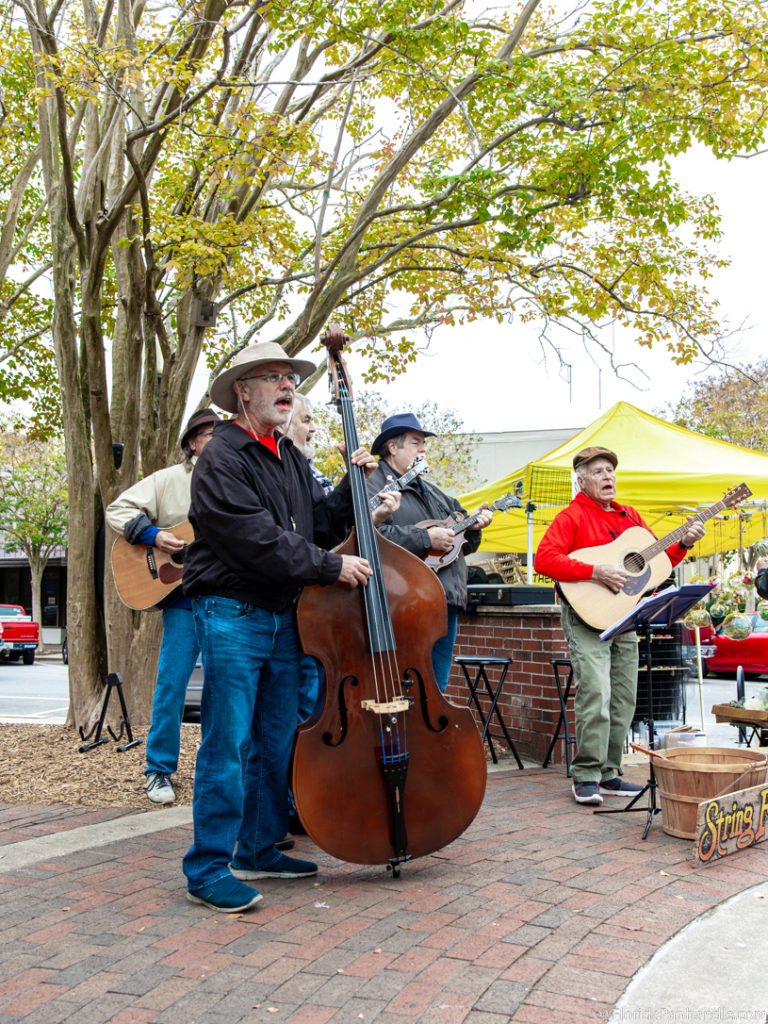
left=454, top=654, right=524, bottom=768
left=542, top=658, right=576, bottom=776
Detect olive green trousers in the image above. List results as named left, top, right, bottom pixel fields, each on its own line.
left=560, top=602, right=639, bottom=784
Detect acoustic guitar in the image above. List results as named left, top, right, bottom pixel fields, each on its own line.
left=112, top=460, right=429, bottom=610
left=558, top=483, right=752, bottom=630
left=111, top=521, right=194, bottom=610
left=421, top=492, right=521, bottom=570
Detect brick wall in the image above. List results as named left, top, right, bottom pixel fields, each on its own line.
left=445, top=604, right=572, bottom=765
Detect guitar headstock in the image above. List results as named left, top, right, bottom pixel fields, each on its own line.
left=722, top=483, right=753, bottom=508
left=490, top=492, right=523, bottom=513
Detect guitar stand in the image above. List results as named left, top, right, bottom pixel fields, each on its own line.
left=79, top=672, right=144, bottom=753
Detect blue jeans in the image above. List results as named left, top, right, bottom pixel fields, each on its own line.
left=183, top=597, right=300, bottom=891
left=145, top=606, right=200, bottom=777
left=431, top=604, right=459, bottom=692
left=297, top=654, right=322, bottom=722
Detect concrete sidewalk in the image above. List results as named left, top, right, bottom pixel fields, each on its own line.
left=2, top=762, right=768, bottom=1024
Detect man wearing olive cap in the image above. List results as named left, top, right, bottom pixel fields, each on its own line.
left=534, top=446, right=705, bottom=806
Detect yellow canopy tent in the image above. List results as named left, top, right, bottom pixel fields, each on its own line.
left=460, top=402, right=768, bottom=566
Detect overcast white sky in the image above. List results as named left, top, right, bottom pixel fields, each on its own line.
left=305, top=146, right=767, bottom=435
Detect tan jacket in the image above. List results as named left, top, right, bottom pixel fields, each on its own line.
left=106, top=462, right=194, bottom=536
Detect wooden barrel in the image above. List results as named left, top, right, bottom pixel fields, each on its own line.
left=654, top=747, right=768, bottom=839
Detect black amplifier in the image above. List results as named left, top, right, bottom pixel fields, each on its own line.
left=466, top=584, right=557, bottom=608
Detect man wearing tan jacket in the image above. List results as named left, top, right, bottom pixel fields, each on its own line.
left=106, top=408, right=219, bottom=804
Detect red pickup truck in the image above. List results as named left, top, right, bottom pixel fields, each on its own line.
left=0, top=604, right=40, bottom=665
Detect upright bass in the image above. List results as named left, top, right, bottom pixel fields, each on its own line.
left=293, top=326, right=487, bottom=874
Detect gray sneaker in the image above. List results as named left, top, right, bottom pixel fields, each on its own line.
left=599, top=777, right=644, bottom=796
left=146, top=772, right=175, bottom=805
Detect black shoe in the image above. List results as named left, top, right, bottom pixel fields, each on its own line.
left=599, top=777, right=644, bottom=796
left=275, top=833, right=295, bottom=851
left=288, top=812, right=307, bottom=836
left=231, top=852, right=318, bottom=880
left=572, top=781, right=603, bottom=805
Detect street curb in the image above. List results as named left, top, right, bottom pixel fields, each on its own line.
left=0, top=805, right=192, bottom=871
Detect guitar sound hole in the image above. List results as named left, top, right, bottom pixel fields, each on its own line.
left=623, top=552, right=645, bottom=574
left=170, top=548, right=186, bottom=566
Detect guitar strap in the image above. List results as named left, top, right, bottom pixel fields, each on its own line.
left=379, top=459, right=455, bottom=520
left=412, top=474, right=458, bottom=521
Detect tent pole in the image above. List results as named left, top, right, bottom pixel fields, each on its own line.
left=527, top=506, right=534, bottom=585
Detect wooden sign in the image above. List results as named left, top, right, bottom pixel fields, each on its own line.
left=693, top=782, right=768, bottom=866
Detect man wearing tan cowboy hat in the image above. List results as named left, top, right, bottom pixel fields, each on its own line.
left=534, top=446, right=705, bottom=806
left=180, top=341, right=392, bottom=913
left=106, top=406, right=220, bottom=806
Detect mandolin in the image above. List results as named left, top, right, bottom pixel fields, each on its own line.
left=420, top=492, right=521, bottom=569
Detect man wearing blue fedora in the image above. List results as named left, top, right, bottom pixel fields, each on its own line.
left=366, top=413, right=493, bottom=692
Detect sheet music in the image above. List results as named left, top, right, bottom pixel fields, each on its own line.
left=599, top=583, right=714, bottom=641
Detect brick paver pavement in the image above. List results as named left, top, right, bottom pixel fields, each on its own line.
left=2, top=764, right=767, bottom=1023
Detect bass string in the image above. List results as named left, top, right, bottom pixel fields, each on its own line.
left=356, top=538, right=409, bottom=764
left=336, top=382, right=408, bottom=760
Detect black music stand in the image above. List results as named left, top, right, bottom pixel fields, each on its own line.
left=594, top=582, right=713, bottom=839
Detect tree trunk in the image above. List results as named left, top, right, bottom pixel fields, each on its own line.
left=28, top=27, right=106, bottom=729
left=27, top=555, right=48, bottom=655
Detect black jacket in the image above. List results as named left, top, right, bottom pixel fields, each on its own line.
left=756, top=569, right=768, bottom=602
left=366, top=460, right=481, bottom=608
left=183, top=420, right=354, bottom=612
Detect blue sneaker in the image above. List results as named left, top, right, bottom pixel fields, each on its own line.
left=599, top=777, right=644, bottom=796
left=231, top=851, right=318, bottom=880
left=187, top=873, right=263, bottom=912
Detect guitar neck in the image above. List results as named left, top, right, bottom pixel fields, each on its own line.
left=638, top=498, right=730, bottom=560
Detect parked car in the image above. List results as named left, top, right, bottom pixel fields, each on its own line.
left=183, top=657, right=203, bottom=722
left=0, top=604, right=39, bottom=665
left=701, top=612, right=768, bottom=678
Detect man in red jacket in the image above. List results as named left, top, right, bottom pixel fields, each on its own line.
left=534, top=446, right=705, bottom=806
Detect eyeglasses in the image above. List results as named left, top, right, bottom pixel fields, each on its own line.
left=196, top=430, right=215, bottom=439
left=240, top=371, right=300, bottom=387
